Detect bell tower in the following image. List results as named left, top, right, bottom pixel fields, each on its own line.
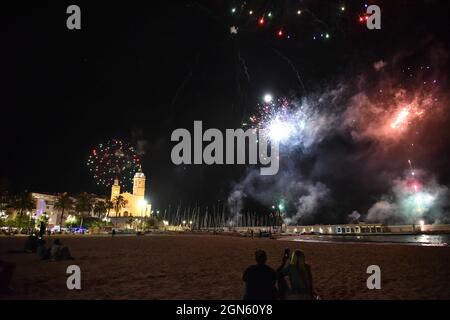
left=133, top=167, right=145, bottom=197
left=111, top=178, right=121, bottom=201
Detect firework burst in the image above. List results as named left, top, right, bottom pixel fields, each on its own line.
left=87, top=139, right=141, bottom=188
left=244, top=95, right=333, bottom=149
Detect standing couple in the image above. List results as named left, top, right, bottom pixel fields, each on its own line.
left=242, top=249, right=317, bottom=300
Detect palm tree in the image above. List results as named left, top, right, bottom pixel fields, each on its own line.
left=12, top=192, right=35, bottom=229
left=94, top=200, right=107, bottom=218
left=75, top=192, right=94, bottom=229
left=105, top=199, right=114, bottom=218
left=54, top=192, right=74, bottom=225
left=113, top=195, right=128, bottom=217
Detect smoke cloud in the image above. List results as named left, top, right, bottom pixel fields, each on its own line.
left=228, top=49, right=450, bottom=225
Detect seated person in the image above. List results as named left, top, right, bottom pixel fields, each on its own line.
left=24, top=234, right=38, bottom=253
left=277, top=250, right=315, bottom=300
left=36, top=239, right=50, bottom=260
left=51, top=239, right=74, bottom=261
left=242, top=250, right=277, bottom=300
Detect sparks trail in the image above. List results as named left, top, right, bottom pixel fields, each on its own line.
left=171, top=70, right=192, bottom=107
left=272, top=47, right=307, bottom=94
left=171, top=53, right=200, bottom=107
left=301, top=9, right=329, bottom=29
left=238, top=49, right=251, bottom=83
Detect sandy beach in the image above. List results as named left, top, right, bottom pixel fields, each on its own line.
left=1, top=234, right=449, bottom=300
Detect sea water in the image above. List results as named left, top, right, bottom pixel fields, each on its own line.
left=285, top=234, right=450, bottom=246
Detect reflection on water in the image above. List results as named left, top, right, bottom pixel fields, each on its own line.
left=287, top=234, right=450, bottom=246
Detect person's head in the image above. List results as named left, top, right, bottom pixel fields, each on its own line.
left=290, top=250, right=306, bottom=268
left=54, top=239, right=61, bottom=245
left=255, top=250, right=267, bottom=265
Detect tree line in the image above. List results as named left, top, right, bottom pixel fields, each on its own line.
left=0, top=178, right=130, bottom=229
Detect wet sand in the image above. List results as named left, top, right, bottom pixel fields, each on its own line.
left=1, top=234, right=449, bottom=299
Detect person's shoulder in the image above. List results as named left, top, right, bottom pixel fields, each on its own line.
left=244, top=265, right=257, bottom=273
left=263, top=264, right=276, bottom=273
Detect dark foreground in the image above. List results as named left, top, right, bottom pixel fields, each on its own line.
left=1, top=234, right=449, bottom=299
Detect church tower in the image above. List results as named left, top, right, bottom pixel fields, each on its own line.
left=111, top=178, right=121, bottom=201
left=133, top=167, right=146, bottom=197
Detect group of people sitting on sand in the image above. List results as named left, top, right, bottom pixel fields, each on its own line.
left=243, top=249, right=318, bottom=300
left=23, top=234, right=74, bottom=261
left=37, top=238, right=74, bottom=261
left=0, top=235, right=75, bottom=294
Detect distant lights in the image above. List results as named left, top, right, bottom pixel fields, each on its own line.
left=359, top=15, right=369, bottom=22
left=297, top=10, right=302, bottom=15
left=259, top=17, right=265, bottom=25
left=419, top=219, right=425, bottom=231
left=231, top=8, right=236, bottom=14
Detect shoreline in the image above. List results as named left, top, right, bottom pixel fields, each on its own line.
left=279, top=236, right=450, bottom=247
left=3, top=231, right=450, bottom=247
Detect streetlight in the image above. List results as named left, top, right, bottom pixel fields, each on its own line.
left=419, top=220, right=425, bottom=232
left=26, top=211, right=31, bottom=232
left=139, top=199, right=148, bottom=216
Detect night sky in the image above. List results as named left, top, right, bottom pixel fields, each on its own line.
left=2, top=1, right=450, bottom=223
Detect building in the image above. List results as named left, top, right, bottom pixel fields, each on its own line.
left=110, top=168, right=152, bottom=218
left=32, top=192, right=104, bottom=228
left=284, top=224, right=386, bottom=234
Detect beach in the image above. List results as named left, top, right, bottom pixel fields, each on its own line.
left=1, top=234, right=449, bottom=299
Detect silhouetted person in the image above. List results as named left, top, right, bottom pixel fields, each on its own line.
left=277, top=250, right=315, bottom=300
left=242, top=250, right=277, bottom=300
left=24, top=234, right=38, bottom=253
left=112, top=229, right=116, bottom=237
left=51, top=239, right=74, bottom=261
left=37, top=239, right=50, bottom=260
left=39, top=221, right=46, bottom=238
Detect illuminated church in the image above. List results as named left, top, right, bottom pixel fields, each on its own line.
left=110, top=168, right=152, bottom=217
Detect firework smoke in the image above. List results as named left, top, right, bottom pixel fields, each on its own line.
left=366, top=170, right=450, bottom=224
left=230, top=50, right=449, bottom=225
